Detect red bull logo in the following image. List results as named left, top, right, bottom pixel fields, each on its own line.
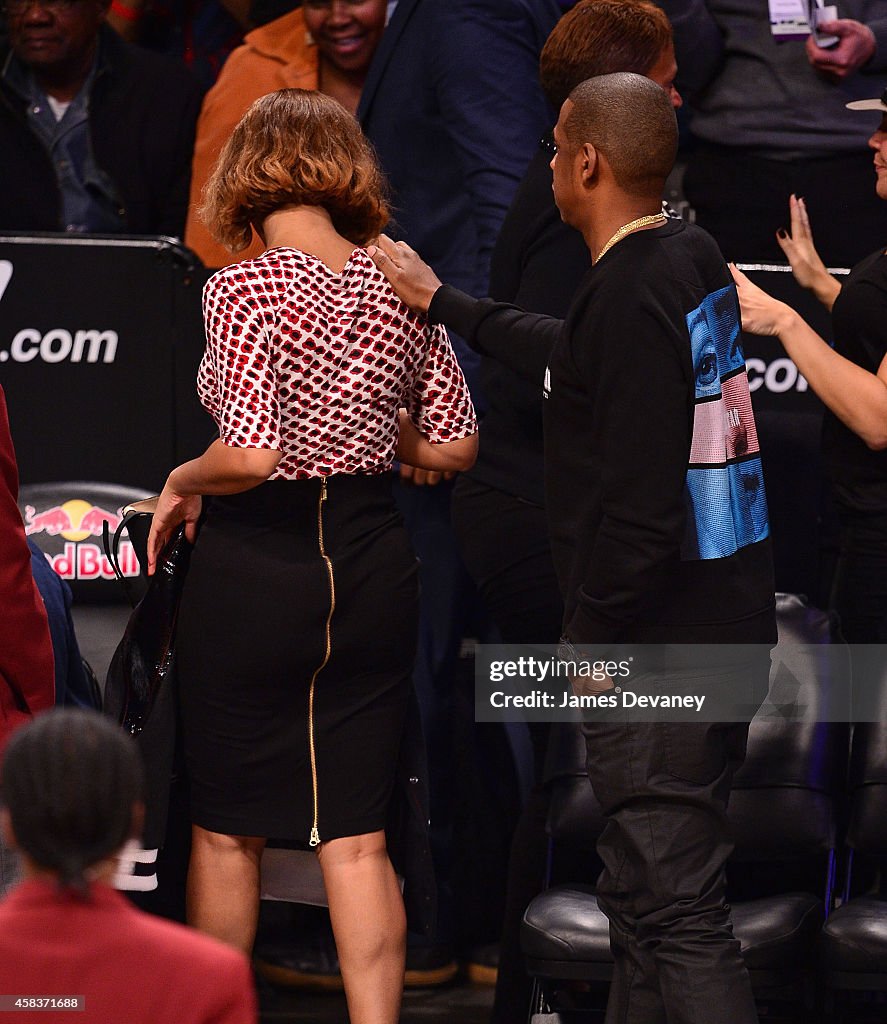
left=24, top=499, right=138, bottom=580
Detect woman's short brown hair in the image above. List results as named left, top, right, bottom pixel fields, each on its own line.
left=200, top=89, right=390, bottom=252
left=540, top=0, right=673, bottom=110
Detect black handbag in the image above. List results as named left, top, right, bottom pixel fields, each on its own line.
left=103, top=507, right=193, bottom=849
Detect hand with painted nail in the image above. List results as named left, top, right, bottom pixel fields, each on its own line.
left=776, top=195, right=842, bottom=311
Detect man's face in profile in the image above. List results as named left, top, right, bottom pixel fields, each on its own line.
left=550, top=99, right=580, bottom=228
left=7, top=0, right=107, bottom=79
left=646, top=43, right=682, bottom=110
left=549, top=45, right=683, bottom=227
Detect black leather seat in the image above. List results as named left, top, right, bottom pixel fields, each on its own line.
left=822, top=897, right=887, bottom=977
left=523, top=886, right=611, bottom=980
left=821, top=654, right=887, bottom=996
left=522, top=889, right=824, bottom=979
left=522, top=594, right=850, bottom=1019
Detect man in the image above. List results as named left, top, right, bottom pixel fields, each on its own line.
left=356, top=0, right=560, bottom=981
left=0, top=383, right=55, bottom=897
left=357, top=0, right=559, bottom=396
left=453, top=3, right=683, bottom=1018
left=658, top=0, right=887, bottom=265
left=0, top=0, right=203, bottom=237
left=370, top=73, right=776, bottom=1023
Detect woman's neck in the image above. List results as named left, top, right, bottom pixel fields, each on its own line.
left=261, top=206, right=357, bottom=273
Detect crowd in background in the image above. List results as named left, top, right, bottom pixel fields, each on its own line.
left=3, top=0, right=887, bottom=1021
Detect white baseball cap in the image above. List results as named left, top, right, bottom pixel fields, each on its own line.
left=847, top=88, right=887, bottom=113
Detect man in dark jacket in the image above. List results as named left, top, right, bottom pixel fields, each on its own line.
left=0, top=0, right=202, bottom=238
left=370, top=73, right=776, bottom=1024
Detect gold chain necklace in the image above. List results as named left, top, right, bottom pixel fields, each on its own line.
left=594, top=212, right=667, bottom=264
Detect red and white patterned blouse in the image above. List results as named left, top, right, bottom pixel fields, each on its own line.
left=198, top=247, right=477, bottom=479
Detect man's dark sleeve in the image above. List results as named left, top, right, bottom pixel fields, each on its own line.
left=430, top=0, right=555, bottom=295
left=861, top=5, right=887, bottom=74
left=563, top=300, right=692, bottom=644
left=429, top=284, right=563, bottom=385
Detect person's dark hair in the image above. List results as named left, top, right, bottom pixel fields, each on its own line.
left=200, top=88, right=390, bottom=252
left=540, top=0, right=673, bottom=110
left=565, top=72, right=677, bottom=198
left=1, top=709, right=144, bottom=896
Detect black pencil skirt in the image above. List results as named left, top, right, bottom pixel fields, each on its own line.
left=176, top=474, right=419, bottom=844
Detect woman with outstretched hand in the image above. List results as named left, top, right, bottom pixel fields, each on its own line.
left=731, top=96, right=887, bottom=641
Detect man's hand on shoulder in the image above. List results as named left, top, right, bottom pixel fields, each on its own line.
left=367, top=235, right=442, bottom=315
left=806, top=19, right=876, bottom=80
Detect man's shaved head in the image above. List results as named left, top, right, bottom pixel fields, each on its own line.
left=564, top=72, right=678, bottom=199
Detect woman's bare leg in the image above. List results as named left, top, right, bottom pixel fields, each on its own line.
left=187, top=824, right=266, bottom=955
left=318, top=830, right=406, bottom=1024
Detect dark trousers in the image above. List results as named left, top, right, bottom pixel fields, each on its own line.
left=829, top=516, right=887, bottom=644
left=582, top=656, right=771, bottom=1024
left=451, top=475, right=563, bottom=646
left=684, top=145, right=887, bottom=268
left=393, top=475, right=476, bottom=946
left=451, top=475, right=564, bottom=1021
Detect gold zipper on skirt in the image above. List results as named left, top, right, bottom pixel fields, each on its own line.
left=308, top=476, right=336, bottom=847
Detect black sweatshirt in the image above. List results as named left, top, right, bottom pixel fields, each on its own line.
left=469, top=141, right=591, bottom=506
left=430, top=218, right=776, bottom=645
left=824, top=249, right=887, bottom=519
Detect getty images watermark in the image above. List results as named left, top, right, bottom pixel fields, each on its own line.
left=474, top=644, right=887, bottom=723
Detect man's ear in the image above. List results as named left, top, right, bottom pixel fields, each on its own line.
left=579, top=142, right=598, bottom=186
left=0, top=808, right=18, bottom=852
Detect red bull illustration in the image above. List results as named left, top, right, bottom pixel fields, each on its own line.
left=24, top=498, right=138, bottom=580
left=24, top=504, right=72, bottom=536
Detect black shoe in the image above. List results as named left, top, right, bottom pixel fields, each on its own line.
left=253, top=941, right=343, bottom=992
left=463, top=942, right=499, bottom=986
left=404, top=942, right=459, bottom=988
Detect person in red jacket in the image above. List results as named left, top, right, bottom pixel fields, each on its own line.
left=0, top=707, right=257, bottom=1023
left=0, top=383, right=55, bottom=896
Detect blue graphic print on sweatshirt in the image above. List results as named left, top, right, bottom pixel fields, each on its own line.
left=682, top=284, right=770, bottom=560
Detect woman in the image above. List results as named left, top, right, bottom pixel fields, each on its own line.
left=147, top=89, right=477, bottom=1024
left=731, top=98, right=887, bottom=642
left=185, top=0, right=389, bottom=267
left=0, top=709, right=256, bottom=1024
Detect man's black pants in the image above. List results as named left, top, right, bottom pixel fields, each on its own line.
left=582, top=655, right=771, bottom=1024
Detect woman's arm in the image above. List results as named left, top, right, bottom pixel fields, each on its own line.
left=776, top=195, right=843, bottom=311
left=147, top=439, right=281, bottom=574
left=395, top=409, right=478, bottom=474
left=731, top=265, right=887, bottom=451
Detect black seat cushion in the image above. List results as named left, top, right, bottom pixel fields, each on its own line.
left=731, top=893, right=823, bottom=969
left=522, top=886, right=821, bottom=972
left=522, top=886, right=612, bottom=964
left=821, top=898, right=887, bottom=972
